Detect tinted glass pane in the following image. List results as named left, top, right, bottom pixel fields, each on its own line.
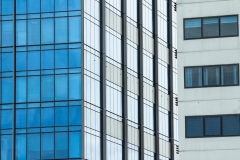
left=55, top=0, right=67, bottom=11
left=68, top=0, right=81, bottom=10
left=28, top=76, right=40, bottom=102
left=16, top=52, right=27, bottom=71
left=2, top=78, right=12, bottom=103
left=16, top=20, right=27, bottom=46
left=185, top=67, right=202, bottom=87
left=69, top=106, right=81, bottom=125
left=28, top=0, right=40, bottom=13
left=203, top=66, right=220, bottom=86
left=28, top=52, right=41, bottom=71
left=221, top=65, right=238, bottom=86
left=41, top=76, right=54, bottom=101
left=55, top=132, right=68, bottom=158
left=41, top=18, right=54, bottom=44
left=55, top=50, right=68, bottom=68
left=69, top=74, right=81, bottom=100
left=203, top=18, right=219, bottom=37
left=16, top=109, right=26, bottom=128
left=55, top=107, right=68, bottom=126
left=205, top=117, right=221, bottom=136
left=69, top=49, right=81, bottom=68
left=28, top=19, right=40, bottom=45
left=69, top=17, right=81, bottom=42
left=69, top=132, right=81, bottom=158
left=2, top=53, right=12, bottom=72
left=16, top=77, right=26, bottom=102
left=16, top=0, right=26, bottom=14
left=27, top=134, right=40, bottom=159
left=41, top=50, right=54, bottom=69
left=41, top=0, right=54, bottom=12
left=41, top=133, right=54, bottom=159
left=220, top=16, right=238, bottom=36
left=2, top=21, right=13, bottom=46
left=27, top=108, right=40, bottom=127
left=16, top=134, right=26, bottom=160
left=184, top=19, right=201, bottom=39
left=1, top=135, right=12, bottom=160
left=2, top=0, right=12, bottom=15
left=1, top=110, right=12, bottom=129
left=55, top=18, right=67, bottom=43
left=222, top=115, right=240, bottom=136
left=41, top=108, right=54, bottom=127
left=186, top=117, right=203, bottom=137
left=55, top=75, right=68, bottom=100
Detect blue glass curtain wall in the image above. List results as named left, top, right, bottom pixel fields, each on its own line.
left=0, top=0, right=82, bottom=159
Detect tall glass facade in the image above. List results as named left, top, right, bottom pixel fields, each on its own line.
left=0, top=0, right=177, bottom=160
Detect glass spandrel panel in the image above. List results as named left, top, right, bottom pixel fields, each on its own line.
left=222, top=115, right=240, bottom=136
left=220, top=16, right=238, bottom=36
left=185, top=67, right=202, bottom=88
left=203, top=18, right=219, bottom=37
left=184, top=19, right=201, bottom=39
left=221, top=65, right=239, bottom=86
left=186, top=117, right=203, bottom=137
left=205, top=117, right=221, bottom=136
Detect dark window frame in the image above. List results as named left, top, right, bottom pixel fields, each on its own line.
left=184, top=15, right=239, bottom=40
left=184, top=64, right=239, bottom=88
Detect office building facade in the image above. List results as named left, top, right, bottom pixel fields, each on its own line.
left=178, top=0, right=240, bottom=159
left=0, top=0, right=178, bottom=159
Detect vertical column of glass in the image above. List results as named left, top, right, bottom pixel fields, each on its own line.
left=14, top=0, right=82, bottom=159
left=0, top=1, right=14, bottom=159
left=83, top=0, right=101, bottom=160
left=157, top=0, right=171, bottom=160
left=126, top=0, right=139, bottom=160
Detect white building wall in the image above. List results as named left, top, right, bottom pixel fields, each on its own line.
left=178, top=0, right=240, bottom=160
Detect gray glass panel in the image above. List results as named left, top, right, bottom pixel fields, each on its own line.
left=205, top=117, right=221, bottom=136
left=203, top=66, right=220, bottom=86
left=186, top=117, right=203, bottom=137
left=221, top=65, right=238, bottom=86
left=220, top=16, right=238, bottom=36
left=203, top=18, right=219, bottom=37
left=185, top=67, right=202, bottom=87
left=184, top=19, right=201, bottom=39
left=222, top=115, right=240, bottom=136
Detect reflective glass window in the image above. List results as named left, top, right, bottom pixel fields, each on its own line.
left=1, top=135, right=12, bottom=160
left=69, top=17, right=81, bottom=42
left=28, top=76, right=40, bottom=102
left=55, top=75, right=68, bottom=100
left=16, top=20, right=27, bottom=46
left=41, top=50, right=54, bottom=69
left=55, top=0, right=67, bottom=11
left=28, top=51, right=40, bottom=70
left=41, top=108, right=54, bottom=127
left=55, top=132, right=68, bottom=158
left=16, top=134, right=26, bottom=160
left=205, top=117, right=221, bottom=136
left=2, top=0, right=12, bottom=15
left=220, top=16, right=238, bottom=36
left=203, top=66, right=220, bottom=86
left=222, top=115, right=240, bottom=136
left=184, top=19, right=201, bottom=39
left=221, top=65, right=239, bottom=86
left=2, top=53, right=12, bottom=72
left=16, top=77, right=26, bottom=102
left=16, top=0, right=27, bottom=14
left=69, top=106, right=81, bottom=125
left=55, top=107, right=68, bottom=126
left=41, top=0, right=54, bottom=12
left=69, top=49, right=81, bottom=68
left=41, top=76, right=54, bottom=101
left=27, top=108, right=40, bottom=127
left=28, top=0, right=40, bottom=13
left=203, top=18, right=219, bottom=37
left=16, top=109, right=26, bottom=128
left=55, top=50, right=68, bottom=68
left=69, top=74, right=81, bottom=100
left=185, top=67, right=202, bottom=88
left=2, top=78, right=12, bottom=104
left=2, top=21, right=13, bottom=46
left=27, top=134, right=40, bottom=159
left=16, top=52, right=26, bottom=71
left=41, top=18, right=54, bottom=44
left=68, top=0, right=81, bottom=11
left=41, top=133, right=54, bottom=159
left=55, top=18, right=68, bottom=43
left=186, top=117, right=203, bottom=138
left=69, top=132, right=81, bottom=158
left=28, top=19, right=40, bottom=45
left=1, top=110, right=12, bottom=129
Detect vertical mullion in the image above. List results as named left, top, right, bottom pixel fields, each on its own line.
left=12, top=0, right=16, bottom=159
left=121, top=0, right=128, bottom=159
left=138, top=0, right=144, bottom=159
left=81, top=0, right=85, bottom=159
left=168, top=0, right=175, bottom=160
left=100, top=0, right=107, bottom=160
left=153, top=0, right=159, bottom=159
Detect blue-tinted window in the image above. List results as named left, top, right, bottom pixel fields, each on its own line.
left=1, top=110, right=12, bottom=129
left=27, top=134, right=40, bottom=159
left=55, top=132, right=68, bottom=158
left=55, top=50, right=68, bottom=68
left=203, top=18, right=219, bottom=37
left=16, top=109, right=26, bottom=128
left=16, top=0, right=26, bottom=14
left=28, top=19, right=40, bottom=45
left=27, top=108, right=40, bottom=127
left=41, top=0, right=54, bottom=12
left=69, top=106, right=81, bottom=125
left=69, top=49, right=81, bottom=68
left=203, top=66, right=220, bottom=86
left=16, top=52, right=27, bottom=71
left=2, top=78, right=12, bottom=104
left=184, top=19, right=201, bottom=39
left=55, top=107, right=68, bottom=126
left=28, top=0, right=40, bottom=13
left=16, top=20, right=27, bottom=46
left=69, top=74, right=81, bottom=100
left=205, top=117, right=221, bottom=136
left=16, top=77, right=26, bottom=102
left=186, top=117, right=203, bottom=137
left=41, top=18, right=54, bottom=44
left=41, top=108, right=54, bottom=127
left=16, top=134, right=26, bottom=160
left=1, top=53, right=12, bottom=72
left=55, top=0, right=67, bottom=11
left=185, top=67, right=202, bottom=88
left=220, top=16, right=238, bottom=36
left=1, top=135, right=12, bottom=160
left=2, top=21, right=13, bottom=46
left=28, top=76, right=40, bottom=102
left=68, top=0, right=81, bottom=11
left=55, top=18, right=67, bottom=43
left=2, top=0, right=12, bottom=15
left=41, top=76, right=54, bottom=101
left=55, top=75, right=68, bottom=100
left=69, top=132, right=81, bottom=158
left=221, top=65, right=239, bottom=86
left=41, top=50, right=54, bottom=69
left=222, top=115, right=240, bottom=136
left=41, top=133, right=54, bottom=159
left=69, top=17, right=81, bottom=42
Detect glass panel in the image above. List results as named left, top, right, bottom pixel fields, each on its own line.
left=203, top=66, right=220, bottom=86
left=2, top=53, right=12, bottom=72
left=16, top=77, right=26, bottom=102
left=205, top=117, right=221, bottom=136
left=55, top=75, right=68, bottom=100
left=69, top=16, right=81, bottom=42
left=41, top=108, right=54, bottom=127
left=68, top=0, right=81, bottom=11
left=16, top=0, right=27, bottom=14
left=16, top=20, right=27, bottom=46
left=55, top=18, right=67, bottom=43
left=16, top=52, right=27, bottom=71
left=27, top=134, right=40, bottom=159
left=16, top=134, right=26, bottom=160
left=185, top=67, right=202, bottom=88
left=69, top=106, right=81, bottom=125
left=221, top=65, right=238, bottom=86
left=41, top=50, right=54, bottom=69
left=55, top=49, right=68, bottom=68
left=1, top=135, right=12, bottom=160
left=41, top=75, right=54, bottom=101
left=28, top=0, right=40, bottom=13
left=69, top=74, right=81, bottom=100
left=55, top=0, right=67, bottom=11
left=2, top=0, right=12, bottom=15
left=69, top=49, right=81, bottom=68
left=55, top=132, right=68, bottom=158
left=41, top=0, right=54, bottom=12
left=2, top=78, right=12, bottom=104
left=2, top=21, right=13, bottom=46
left=1, top=110, right=12, bottom=129
left=41, top=18, right=54, bottom=44
left=28, top=76, right=40, bottom=102
left=41, top=133, right=54, bottom=159
left=55, top=107, right=68, bottom=126
left=220, top=16, right=238, bottom=36
left=16, top=109, right=26, bottom=128
left=222, top=115, right=240, bottom=136
left=184, top=19, right=201, bottom=39
left=69, top=132, right=81, bottom=158
left=186, top=117, right=203, bottom=137
left=28, top=19, right=40, bottom=45
left=27, top=108, right=40, bottom=127
left=203, top=18, right=219, bottom=37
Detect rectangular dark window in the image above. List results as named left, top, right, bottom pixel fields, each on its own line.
left=185, top=64, right=239, bottom=88
left=186, top=117, right=203, bottom=138
left=186, top=114, right=240, bottom=138
left=184, top=15, right=239, bottom=40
